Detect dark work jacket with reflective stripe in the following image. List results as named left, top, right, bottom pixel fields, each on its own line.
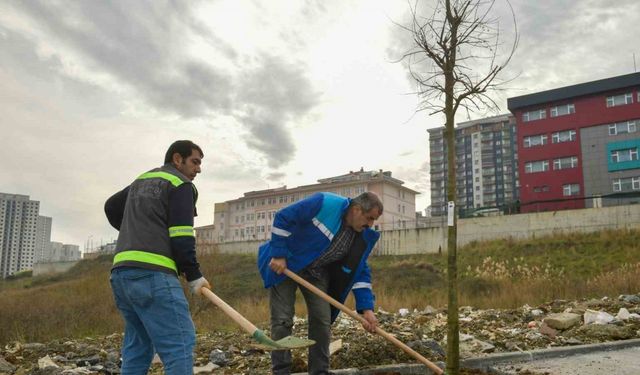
left=107, top=164, right=201, bottom=280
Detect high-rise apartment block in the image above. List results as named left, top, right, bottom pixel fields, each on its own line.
left=428, top=114, right=519, bottom=216
left=0, top=193, right=40, bottom=278
left=508, top=72, right=640, bottom=212
left=35, top=216, right=52, bottom=263
left=211, top=169, right=419, bottom=243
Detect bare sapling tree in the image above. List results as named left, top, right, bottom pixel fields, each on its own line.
left=397, top=1, right=518, bottom=374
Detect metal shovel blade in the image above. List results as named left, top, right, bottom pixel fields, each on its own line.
left=251, top=329, right=316, bottom=350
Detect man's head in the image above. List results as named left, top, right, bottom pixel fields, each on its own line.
left=164, top=140, right=203, bottom=181
left=344, top=192, right=383, bottom=232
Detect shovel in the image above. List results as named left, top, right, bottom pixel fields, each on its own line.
left=283, top=269, right=444, bottom=375
left=200, top=287, right=315, bottom=350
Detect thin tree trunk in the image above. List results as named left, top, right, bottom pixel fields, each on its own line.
left=444, top=1, right=459, bottom=373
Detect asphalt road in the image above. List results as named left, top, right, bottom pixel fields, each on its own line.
left=493, top=346, right=640, bottom=375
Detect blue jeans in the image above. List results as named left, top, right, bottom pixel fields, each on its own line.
left=110, top=267, right=196, bottom=375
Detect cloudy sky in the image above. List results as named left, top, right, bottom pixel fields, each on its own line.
left=1, top=1, right=638, bottom=250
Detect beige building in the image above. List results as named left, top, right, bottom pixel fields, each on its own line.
left=209, top=169, right=419, bottom=243
left=195, top=223, right=216, bottom=254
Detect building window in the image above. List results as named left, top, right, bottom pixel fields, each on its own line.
left=553, top=156, right=578, bottom=170
left=563, top=184, right=580, bottom=196
left=550, top=104, right=575, bottom=117
left=608, top=120, right=637, bottom=135
left=552, top=130, right=576, bottom=143
left=525, top=160, right=549, bottom=173
left=613, top=177, right=640, bottom=192
left=523, top=134, right=547, bottom=148
left=522, top=109, right=546, bottom=122
left=611, top=148, right=639, bottom=163
left=606, top=93, right=633, bottom=107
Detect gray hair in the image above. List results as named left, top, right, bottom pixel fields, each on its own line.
left=350, top=192, right=384, bottom=214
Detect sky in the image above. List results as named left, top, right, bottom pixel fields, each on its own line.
left=1, top=0, right=639, bottom=251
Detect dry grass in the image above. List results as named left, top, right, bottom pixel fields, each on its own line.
left=2, top=228, right=640, bottom=345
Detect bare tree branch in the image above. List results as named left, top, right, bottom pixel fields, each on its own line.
left=395, top=1, right=518, bottom=374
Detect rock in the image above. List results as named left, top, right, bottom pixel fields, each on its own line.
left=505, top=341, right=522, bottom=351
left=460, top=338, right=495, bottom=355
left=61, top=368, right=91, bottom=374
left=422, top=305, right=437, bottom=315
left=0, top=356, right=16, bottom=374
left=584, top=309, right=615, bottom=325
left=151, top=353, right=161, bottom=364
left=31, top=368, right=63, bottom=375
left=617, top=308, right=631, bottom=320
left=105, top=350, right=119, bottom=363
left=543, top=312, right=581, bottom=330
left=193, top=362, right=220, bottom=374
left=577, top=324, right=634, bottom=340
left=423, top=339, right=445, bottom=357
left=619, top=294, right=640, bottom=304
left=38, top=355, right=59, bottom=370
left=75, top=355, right=100, bottom=367
left=564, top=337, right=583, bottom=345
left=208, top=349, right=229, bottom=366
left=407, top=339, right=445, bottom=358
left=531, top=309, right=544, bottom=317
left=538, top=322, right=557, bottom=339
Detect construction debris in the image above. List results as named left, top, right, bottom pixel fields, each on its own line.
left=1, top=293, right=638, bottom=374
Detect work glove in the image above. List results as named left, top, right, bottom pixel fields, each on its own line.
left=188, top=277, right=211, bottom=295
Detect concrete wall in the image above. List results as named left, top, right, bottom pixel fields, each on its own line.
left=214, top=205, right=640, bottom=256
left=32, top=260, right=79, bottom=276
left=216, top=240, right=262, bottom=255
left=376, top=227, right=446, bottom=255
left=457, top=203, right=640, bottom=246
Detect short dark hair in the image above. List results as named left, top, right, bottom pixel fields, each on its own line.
left=164, top=140, right=203, bottom=164
left=350, top=192, right=384, bottom=214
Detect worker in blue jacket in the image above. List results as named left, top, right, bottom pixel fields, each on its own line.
left=258, top=191, right=383, bottom=375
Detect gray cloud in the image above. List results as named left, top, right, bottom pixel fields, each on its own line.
left=10, top=0, right=321, bottom=167
left=266, top=172, right=286, bottom=181
left=388, top=0, right=640, bottom=114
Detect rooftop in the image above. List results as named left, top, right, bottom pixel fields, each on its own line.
left=507, top=72, right=640, bottom=111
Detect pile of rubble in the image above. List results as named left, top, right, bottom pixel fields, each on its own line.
left=1, top=294, right=639, bottom=374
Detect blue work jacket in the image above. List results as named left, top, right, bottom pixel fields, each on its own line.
left=257, top=192, right=380, bottom=322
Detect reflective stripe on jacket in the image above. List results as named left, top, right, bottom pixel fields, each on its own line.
left=112, top=165, right=193, bottom=275
left=257, top=192, right=380, bottom=322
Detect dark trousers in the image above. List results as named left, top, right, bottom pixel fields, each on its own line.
left=270, top=272, right=331, bottom=375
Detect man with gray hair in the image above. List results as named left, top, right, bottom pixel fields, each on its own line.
left=258, top=191, right=383, bottom=375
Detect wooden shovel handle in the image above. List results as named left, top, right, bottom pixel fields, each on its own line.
left=201, top=287, right=257, bottom=336
left=283, top=269, right=443, bottom=375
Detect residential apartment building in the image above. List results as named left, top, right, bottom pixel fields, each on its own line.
left=48, top=242, right=81, bottom=262
left=211, top=169, right=419, bottom=243
left=428, top=114, right=519, bottom=216
left=508, top=72, right=640, bottom=212
left=0, top=193, right=40, bottom=278
left=35, top=216, right=52, bottom=263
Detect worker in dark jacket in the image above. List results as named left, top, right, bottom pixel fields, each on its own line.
left=258, top=191, right=383, bottom=375
left=105, top=140, right=210, bottom=375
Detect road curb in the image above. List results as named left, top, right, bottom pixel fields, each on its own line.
left=292, top=338, right=640, bottom=374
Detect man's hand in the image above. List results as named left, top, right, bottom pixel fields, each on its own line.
left=361, top=310, right=378, bottom=333
left=188, top=277, right=211, bottom=295
left=269, top=257, right=287, bottom=274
